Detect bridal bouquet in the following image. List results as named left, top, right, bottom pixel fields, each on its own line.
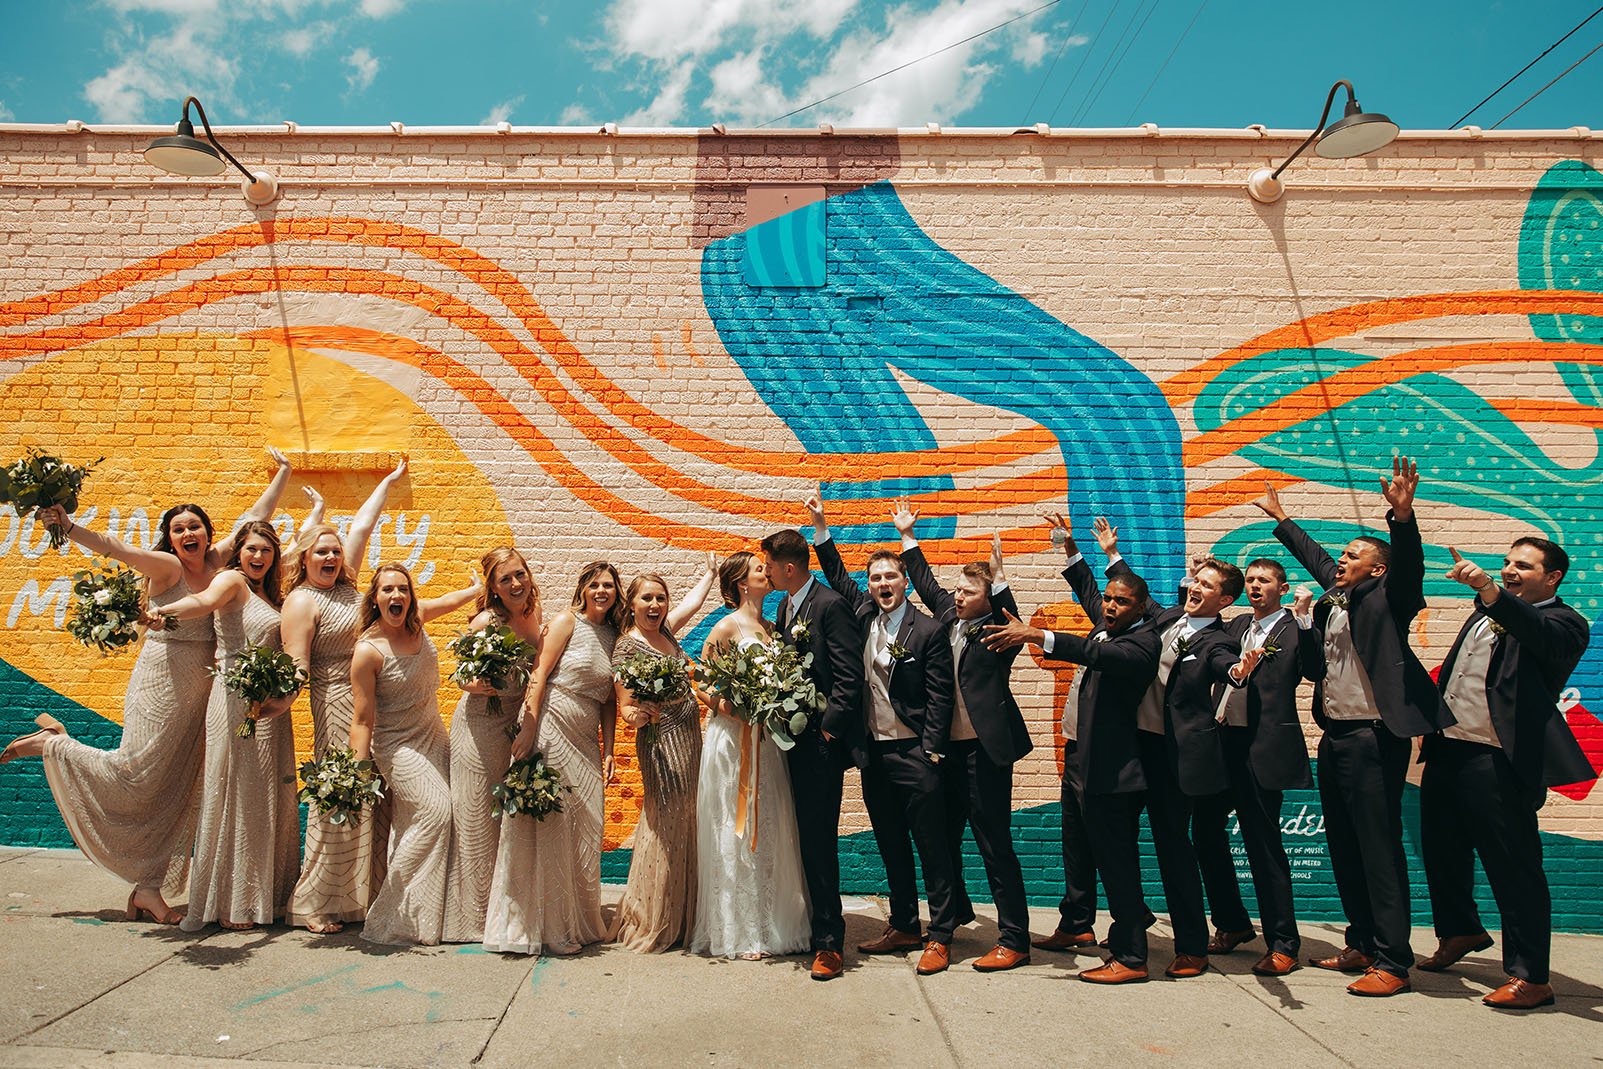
left=211, top=645, right=309, bottom=738
left=0, top=448, right=103, bottom=550
left=613, top=647, right=691, bottom=746
left=289, top=746, right=385, bottom=826
left=448, top=625, right=536, bottom=715
left=491, top=752, right=569, bottom=820
left=64, top=562, right=172, bottom=655
left=695, top=642, right=824, bottom=750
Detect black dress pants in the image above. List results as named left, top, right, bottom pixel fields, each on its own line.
left=862, top=737, right=958, bottom=944
left=1053, top=739, right=1098, bottom=936
left=785, top=727, right=847, bottom=953
left=942, top=738, right=1030, bottom=951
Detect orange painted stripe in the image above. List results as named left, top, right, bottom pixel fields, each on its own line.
left=1183, top=469, right=1301, bottom=519
left=1484, top=397, right=1603, bottom=428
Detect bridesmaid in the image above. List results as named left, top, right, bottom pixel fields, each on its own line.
left=441, top=547, right=542, bottom=944
left=3, top=450, right=292, bottom=924
left=280, top=461, right=406, bottom=934
left=483, top=561, right=625, bottom=956
left=607, top=555, right=718, bottom=952
left=154, top=521, right=299, bottom=931
left=352, top=563, right=475, bottom=946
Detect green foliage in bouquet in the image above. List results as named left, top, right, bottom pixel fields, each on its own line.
left=0, top=449, right=102, bottom=550
left=492, top=751, right=570, bottom=820
left=64, top=562, right=171, bottom=655
left=695, top=641, right=824, bottom=751
left=211, top=645, right=310, bottom=738
left=613, top=647, right=691, bottom=746
left=449, top=625, right=536, bottom=715
left=289, top=746, right=385, bottom=826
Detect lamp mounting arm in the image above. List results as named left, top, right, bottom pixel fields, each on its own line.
left=1268, top=79, right=1355, bottom=181
left=181, top=96, right=258, bottom=186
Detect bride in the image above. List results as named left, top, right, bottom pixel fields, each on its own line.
left=688, top=551, right=811, bottom=959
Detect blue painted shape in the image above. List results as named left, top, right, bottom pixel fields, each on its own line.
left=743, top=201, right=825, bottom=287
left=701, top=182, right=1186, bottom=590
left=232, top=964, right=362, bottom=1009
left=1519, top=160, right=1603, bottom=363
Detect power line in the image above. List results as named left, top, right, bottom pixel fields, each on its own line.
left=756, top=0, right=1064, bottom=128
left=1490, top=37, right=1603, bottom=128
left=1448, top=4, right=1603, bottom=128
left=1022, top=0, right=1094, bottom=122
left=1058, top=0, right=1145, bottom=125
left=1070, top=0, right=1162, bottom=127
left=1123, top=0, right=1207, bottom=125
left=1047, top=0, right=1126, bottom=124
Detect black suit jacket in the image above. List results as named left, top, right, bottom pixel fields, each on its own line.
left=774, top=568, right=865, bottom=766
left=1218, top=611, right=1322, bottom=791
left=1425, top=592, right=1592, bottom=794
left=815, top=539, right=956, bottom=765
left=1275, top=513, right=1455, bottom=738
left=1108, top=559, right=1245, bottom=798
left=902, top=545, right=1032, bottom=767
left=1049, top=555, right=1161, bottom=795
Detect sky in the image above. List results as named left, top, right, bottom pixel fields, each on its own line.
left=0, top=0, right=1599, bottom=132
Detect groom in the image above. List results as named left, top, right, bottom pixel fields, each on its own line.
left=762, top=525, right=864, bottom=981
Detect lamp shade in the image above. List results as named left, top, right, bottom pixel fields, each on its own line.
left=1314, top=108, right=1399, bottom=159
left=143, top=120, right=227, bottom=176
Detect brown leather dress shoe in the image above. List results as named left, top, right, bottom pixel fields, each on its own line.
left=1165, top=954, right=1209, bottom=978
left=1079, top=960, right=1149, bottom=984
left=1251, top=952, right=1302, bottom=977
left=810, top=950, right=843, bottom=981
left=1206, top=927, right=1257, bottom=954
left=1347, top=967, right=1411, bottom=997
left=972, top=945, right=1030, bottom=972
left=1483, top=977, right=1555, bottom=1009
left=1416, top=933, right=1495, bottom=972
left=1311, top=946, right=1376, bottom=973
left=916, top=941, right=950, bottom=975
left=857, top=924, right=924, bottom=955
left=1032, top=928, right=1097, bottom=952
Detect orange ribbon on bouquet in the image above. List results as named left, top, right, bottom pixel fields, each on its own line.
left=734, top=718, right=761, bottom=853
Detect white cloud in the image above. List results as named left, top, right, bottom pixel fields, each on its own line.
left=282, top=21, right=336, bottom=56
left=480, top=94, right=526, bottom=125
left=1012, top=30, right=1047, bottom=66
left=604, top=0, right=859, bottom=64
left=0, top=101, right=13, bottom=122
left=559, top=102, right=592, bottom=125
left=623, top=59, right=696, bottom=125
left=359, top=0, right=404, bottom=16
left=343, top=47, right=380, bottom=92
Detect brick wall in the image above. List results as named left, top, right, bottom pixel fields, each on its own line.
left=1, top=125, right=1599, bottom=931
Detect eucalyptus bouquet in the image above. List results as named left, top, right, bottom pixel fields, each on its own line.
left=211, top=645, right=309, bottom=738
left=613, top=647, right=691, bottom=746
left=695, top=641, right=824, bottom=751
left=64, top=562, right=172, bottom=655
left=0, top=448, right=102, bottom=550
left=492, top=751, right=569, bottom=820
left=449, top=625, right=536, bottom=715
left=289, top=746, right=385, bottom=826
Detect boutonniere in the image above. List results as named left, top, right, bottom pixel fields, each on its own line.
left=886, top=640, right=911, bottom=662
left=1318, top=590, right=1349, bottom=609
left=789, top=619, right=810, bottom=645
left=1487, top=619, right=1507, bottom=637
left=1172, top=633, right=1193, bottom=656
left=1259, top=640, right=1281, bottom=661
left=963, top=622, right=984, bottom=642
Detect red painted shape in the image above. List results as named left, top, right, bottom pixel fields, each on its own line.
left=1552, top=704, right=1602, bottom=801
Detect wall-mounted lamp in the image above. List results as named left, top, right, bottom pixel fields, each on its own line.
left=144, top=96, right=279, bottom=205
left=1246, top=80, right=1398, bottom=203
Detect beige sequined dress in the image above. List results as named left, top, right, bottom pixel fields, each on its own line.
left=361, top=634, right=453, bottom=946
left=181, top=590, right=300, bottom=929
left=607, top=632, right=702, bottom=952
left=482, top=615, right=616, bottom=955
left=441, top=639, right=531, bottom=943
left=285, top=582, right=389, bottom=926
left=42, top=575, right=211, bottom=895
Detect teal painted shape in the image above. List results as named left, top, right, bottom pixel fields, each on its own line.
left=0, top=657, right=120, bottom=848
left=742, top=201, right=826, bottom=287
left=1519, top=160, right=1603, bottom=369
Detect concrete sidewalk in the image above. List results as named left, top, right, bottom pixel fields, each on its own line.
left=0, top=848, right=1597, bottom=1068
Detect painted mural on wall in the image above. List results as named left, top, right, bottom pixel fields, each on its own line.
left=1, top=153, right=1600, bottom=927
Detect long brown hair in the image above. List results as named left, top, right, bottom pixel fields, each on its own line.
left=719, top=551, right=756, bottom=609
left=571, top=560, right=627, bottom=632
left=475, top=546, right=540, bottom=620
left=624, top=573, right=670, bottom=633
left=226, top=520, right=284, bottom=608
left=286, top=522, right=356, bottom=589
left=360, top=563, right=422, bottom=635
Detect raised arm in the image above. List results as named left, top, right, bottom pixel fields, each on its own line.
left=1048, top=513, right=1106, bottom=625
left=345, top=458, right=407, bottom=570
left=212, top=447, right=293, bottom=565
left=298, top=485, right=326, bottom=538
left=418, top=565, right=483, bottom=624
left=36, top=503, right=182, bottom=590
left=895, top=498, right=956, bottom=619
left=665, top=551, right=719, bottom=636
left=1448, top=547, right=1589, bottom=675
left=807, top=483, right=869, bottom=611
left=1381, top=457, right=1426, bottom=619
left=511, top=610, right=575, bottom=763
left=1256, top=481, right=1339, bottom=588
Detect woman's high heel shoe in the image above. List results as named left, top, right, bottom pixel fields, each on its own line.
left=0, top=715, right=66, bottom=765
left=125, top=890, right=183, bottom=925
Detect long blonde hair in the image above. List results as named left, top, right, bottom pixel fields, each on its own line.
left=286, top=523, right=356, bottom=589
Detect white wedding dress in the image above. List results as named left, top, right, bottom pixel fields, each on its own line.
left=689, top=635, right=811, bottom=958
